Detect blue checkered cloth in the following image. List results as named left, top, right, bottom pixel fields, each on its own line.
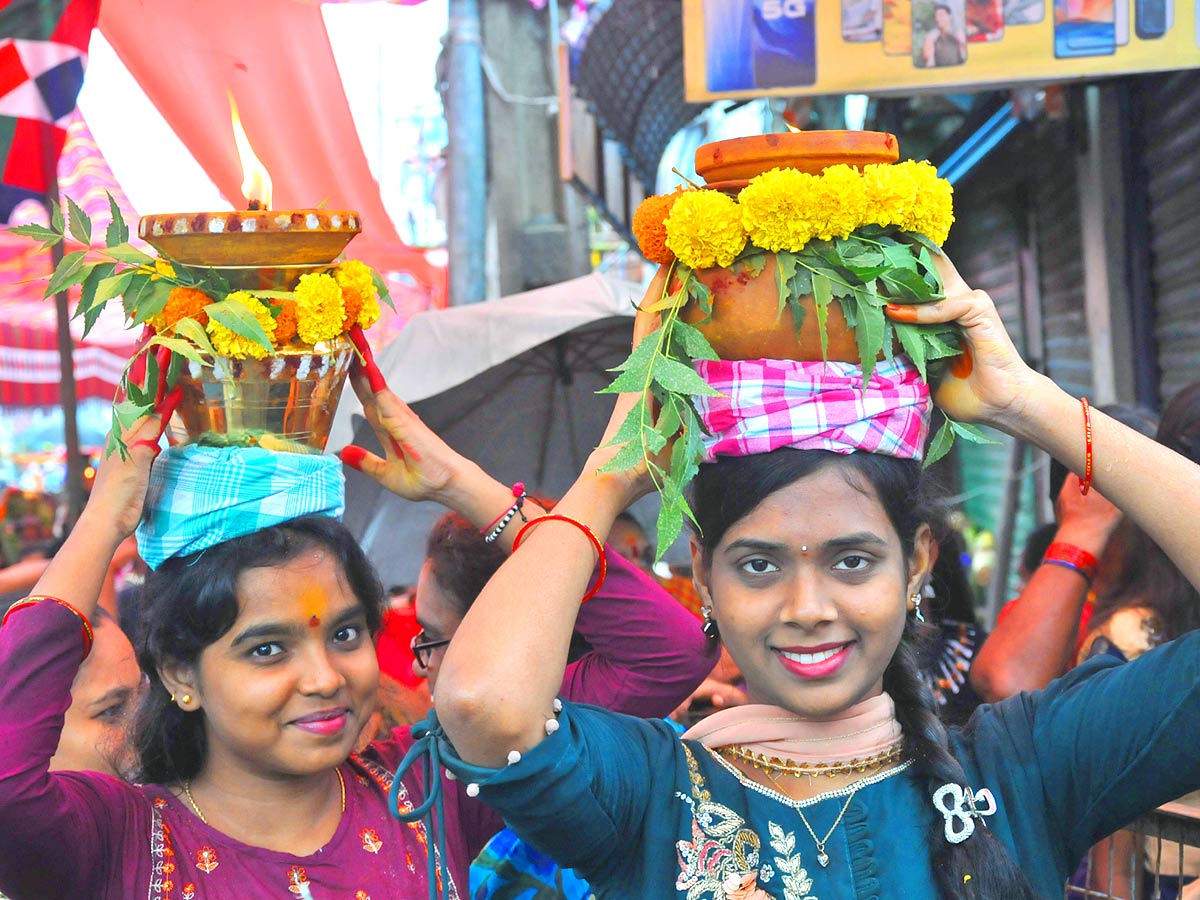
left=136, top=446, right=346, bottom=570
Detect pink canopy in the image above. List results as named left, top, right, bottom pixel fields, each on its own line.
left=98, top=0, right=446, bottom=309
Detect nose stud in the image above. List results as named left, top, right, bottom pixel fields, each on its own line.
left=800, top=545, right=808, bottom=554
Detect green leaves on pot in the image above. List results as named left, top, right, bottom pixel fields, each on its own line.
left=600, top=266, right=720, bottom=559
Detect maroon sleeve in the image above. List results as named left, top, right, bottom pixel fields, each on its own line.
left=0, top=601, right=135, bottom=898
left=558, top=547, right=718, bottom=717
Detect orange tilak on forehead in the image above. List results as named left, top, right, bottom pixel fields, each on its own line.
left=300, top=584, right=328, bottom=627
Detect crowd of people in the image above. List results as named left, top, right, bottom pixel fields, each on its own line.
left=3, top=251, right=1200, bottom=900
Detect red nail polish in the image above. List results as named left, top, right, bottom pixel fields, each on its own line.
left=340, top=445, right=367, bottom=470
left=885, top=303, right=918, bottom=322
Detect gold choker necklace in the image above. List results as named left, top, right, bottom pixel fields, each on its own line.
left=721, top=742, right=904, bottom=779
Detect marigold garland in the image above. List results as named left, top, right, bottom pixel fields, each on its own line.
left=631, top=188, right=683, bottom=265
left=664, top=190, right=748, bottom=270
left=150, top=286, right=212, bottom=334
left=294, top=272, right=346, bottom=346
left=638, top=160, right=954, bottom=269
left=206, top=292, right=277, bottom=360
left=274, top=299, right=300, bottom=345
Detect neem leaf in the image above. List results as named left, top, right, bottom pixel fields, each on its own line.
left=670, top=319, right=719, bottom=362
left=906, top=231, right=944, bottom=257
left=147, top=336, right=205, bottom=371
left=130, top=279, right=172, bottom=324
left=685, top=275, right=713, bottom=324
left=812, top=271, right=833, bottom=361
left=893, top=322, right=928, bottom=380
left=598, top=436, right=650, bottom=474
left=645, top=280, right=687, bottom=314
left=45, top=251, right=89, bottom=298
left=207, top=298, right=272, bottom=350
left=882, top=243, right=919, bottom=271
left=949, top=420, right=1000, bottom=445
left=369, top=267, right=395, bottom=311
left=106, top=193, right=129, bottom=245
left=787, top=264, right=813, bottom=300
left=879, top=268, right=934, bottom=303
left=654, top=396, right=683, bottom=443
left=9, top=223, right=62, bottom=247
left=50, top=200, right=64, bottom=234
left=655, top=500, right=684, bottom=563
left=923, top=418, right=955, bottom=468
left=853, top=291, right=885, bottom=384
left=171, top=316, right=219, bottom=362
left=922, top=328, right=962, bottom=359
left=651, top=356, right=721, bottom=397
left=66, top=196, right=92, bottom=246
left=95, top=270, right=135, bottom=306
left=601, top=329, right=661, bottom=393
left=77, top=263, right=115, bottom=336
left=601, top=398, right=646, bottom=448
left=776, top=251, right=798, bottom=319
left=106, top=243, right=154, bottom=266
left=734, top=249, right=768, bottom=280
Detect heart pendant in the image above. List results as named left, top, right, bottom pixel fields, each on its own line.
left=817, top=850, right=830, bottom=868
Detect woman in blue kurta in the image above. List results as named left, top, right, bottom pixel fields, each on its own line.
left=382, top=253, right=1200, bottom=900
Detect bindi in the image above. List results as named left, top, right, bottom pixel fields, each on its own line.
left=308, top=615, right=321, bottom=628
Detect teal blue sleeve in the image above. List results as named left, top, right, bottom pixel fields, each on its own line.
left=1012, top=630, right=1200, bottom=860
left=440, top=701, right=680, bottom=877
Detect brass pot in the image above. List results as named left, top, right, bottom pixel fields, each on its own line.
left=167, top=339, right=355, bottom=454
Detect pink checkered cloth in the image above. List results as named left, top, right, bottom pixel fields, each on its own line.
left=693, top=356, right=931, bottom=462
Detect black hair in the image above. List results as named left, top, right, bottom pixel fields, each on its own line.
left=689, top=449, right=1038, bottom=900
left=131, top=516, right=385, bottom=785
left=1018, top=522, right=1058, bottom=580
left=1092, top=386, right=1200, bottom=640
left=425, top=510, right=592, bottom=659
left=927, top=513, right=977, bottom=626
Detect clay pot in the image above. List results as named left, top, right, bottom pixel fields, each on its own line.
left=695, top=131, right=898, bottom=187
left=674, top=255, right=860, bottom=362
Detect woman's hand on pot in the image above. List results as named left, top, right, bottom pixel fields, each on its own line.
left=884, top=250, right=1039, bottom=430
left=86, top=410, right=172, bottom=539
left=340, top=372, right=464, bottom=504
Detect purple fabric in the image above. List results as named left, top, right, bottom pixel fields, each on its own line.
left=0, top=548, right=715, bottom=899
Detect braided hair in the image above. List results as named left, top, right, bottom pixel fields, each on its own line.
left=690, top=449, right=1038, bottom=900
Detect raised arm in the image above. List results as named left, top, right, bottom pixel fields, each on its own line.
left=970, top=474, right=1121, bottom=701
left=890, top=254, right=1200, bottom=594
left=0, top=414, right=163, bottom=899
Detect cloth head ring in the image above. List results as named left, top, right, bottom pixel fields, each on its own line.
left=136, top=445, right=346, bottom=569
left=693, top=355, right=931, bottom=462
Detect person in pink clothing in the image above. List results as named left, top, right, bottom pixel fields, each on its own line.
left=0, top=367, right=715, bottom=900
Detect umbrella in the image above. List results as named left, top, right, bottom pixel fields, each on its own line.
left=329, top=272, right=652, bottom=586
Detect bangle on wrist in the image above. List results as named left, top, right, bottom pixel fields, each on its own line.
left=512, top=514, right=607, bottom=603
left=1, top=595, right=94, bottom=660
left=1042, top=541, right=1098, bottom=583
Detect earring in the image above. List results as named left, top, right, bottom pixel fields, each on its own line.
left=701, top=607, right=720, bottom=640
left=910, top=592, right=925, bottom=623
left=170, top=693, right=176, bottom=703
left=179, top=694, right=192, bottom=706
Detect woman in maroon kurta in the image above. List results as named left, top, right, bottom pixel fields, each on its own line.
left=0, top=397, right=715, bottom=899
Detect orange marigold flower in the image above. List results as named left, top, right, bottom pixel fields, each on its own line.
left=341, top=286, right=365, bottom=333
left=273, top=300, right=299, bottom=346
left=632, top=189, right=683, bottom=265
left=150, top=286, right=211, bottom=333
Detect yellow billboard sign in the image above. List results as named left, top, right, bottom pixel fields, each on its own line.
left=683, top=1, right=1200, bottom=101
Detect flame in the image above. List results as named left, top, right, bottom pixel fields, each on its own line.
left=228, top=91, right=272, bottom=209
left=784, top=120, right=803, bottom=134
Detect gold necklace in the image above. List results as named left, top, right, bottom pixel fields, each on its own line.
left=761, top=766, right=859, bottom=869
left=183, top=769, right=346, bottom=826
left=721, top=742, right=903, bottom=779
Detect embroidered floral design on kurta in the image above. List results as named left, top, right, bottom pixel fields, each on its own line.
left=287, top=866, right=309, bottom=894
left=195, top=846, right=219, bottom=875
left=675, top=745, right=819, bottom=900
left=182, top=883, right=195, bottom=900
left=149, top=806, right=180, bottom=899
left=360, top=827, right=383, bottom=854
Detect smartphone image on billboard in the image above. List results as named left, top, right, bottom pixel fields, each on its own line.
left=913, top=0, right=968, bottom=67
left=966, top=0, right=1005, bottom=41
left=1053, top=0, right=1116, bottom=57
left=1135, top=0, right=1168, bottom=38
left=843, top=0, right=884, bottom=41
left=751, top=0, right=817, bottom=88
left=883, top=0, right=913, bottom=54
left=1004, top=0, right=1045, bottom=23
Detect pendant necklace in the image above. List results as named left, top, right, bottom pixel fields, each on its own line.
left=762, top=768, right=860, bottom=868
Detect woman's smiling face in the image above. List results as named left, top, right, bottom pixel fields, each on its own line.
left=693, top=463, right=932, bottom=718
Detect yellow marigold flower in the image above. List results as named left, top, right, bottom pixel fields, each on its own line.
left=862, top=163, right=919, bottom=230
left=664, top=189, right=747, bottom=269
left=631, top=189, right=683, bottom=265
left=335, top=260, right=381, bottom=332
left=814, top=164, right=870, bottom=241
left=206, top=291, right=276, bottom=360
left=895, top=160, right=955, bottom=245
left=738, top=168, right=817, bottom=252
left=153, top=259, right=175, bottom=280
left=149, top=286, right=211, bottom=334
left=357, top=293, right=381, bottom=330
left=294, top=272, right=346, bottom=345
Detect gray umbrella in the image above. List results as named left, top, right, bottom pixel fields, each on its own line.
left=330, top=273, right=658, bottom=586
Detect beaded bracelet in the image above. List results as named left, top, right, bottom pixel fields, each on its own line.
left=482, top=482, right=528, bottom=544
left=1042, top=541, right=1099, bottom=583
left=512, top=514, right=607, bottom=603
left=1, top=595, right=94, bottom=660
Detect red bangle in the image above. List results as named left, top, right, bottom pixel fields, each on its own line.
left=1, top=595, right=94, bottom=660
left=1043, top=542, right=1098, bottom=583
left=512, top=514, right=607, bottom=603
left=1079, top=397, right=1093, bottom=495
